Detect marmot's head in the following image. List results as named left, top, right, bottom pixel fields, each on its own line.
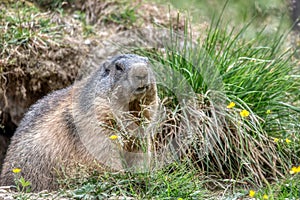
left=98, top=54, right=155, bottom=99
left=90, top=54, right=157, bottom=110
left=105, top=54, right=153, bottom=95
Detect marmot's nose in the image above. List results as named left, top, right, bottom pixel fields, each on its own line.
left=131, top=64, right=151, bottom=94
left=132, top=65, right=149, bottom=83
left=135, top=74, right=147, bottom=80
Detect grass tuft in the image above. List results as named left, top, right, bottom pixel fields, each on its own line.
left=62, top=162, right=208, bottom=199
left=134, top=14, right=300, bottom=189
left=0, top=1, right=64, bottom=65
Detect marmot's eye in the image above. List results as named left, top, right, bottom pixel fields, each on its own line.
left=116, top=63, right=124, bottom=71
left=104, top=68, right=110, bottom=76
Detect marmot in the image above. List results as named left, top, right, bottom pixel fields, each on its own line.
left=0, top=54, right=158, bottom=191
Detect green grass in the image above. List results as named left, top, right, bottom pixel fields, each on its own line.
left=103, top=5, right=138, bottom=26
left=63, top=162, right=209, bottom=199
left=129, top=6, right=299, bottom=199
left=166, top=0, right=290, bottom=37
left=0, top=1, right=63, bottom=58
left=245, top=172, right=300, bottom=199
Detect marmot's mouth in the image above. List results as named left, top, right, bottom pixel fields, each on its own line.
left=134, top=85, right=149, bottom=94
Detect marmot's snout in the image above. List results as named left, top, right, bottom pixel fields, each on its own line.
left=130, top=63, right=152, bottom=94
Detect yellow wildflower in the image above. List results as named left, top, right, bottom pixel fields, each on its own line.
left=266, top=109, right=271, bottom=114
left=12, top=168, right=21, bottom=174
left=285, top=138, right=291, bottom=144
left=227, top=102, right=236, bottom=109
left=109, top=135, right=118, bottom=140
left=263, top=194, right=268, bottom=200
left=290, top=167, right=297, bottom=174
left=240, top=109, right=250, bottom=118
left=249, top=190, right=256, bottom=198
left=290, top=166, right=300, bottom=174
left=273, top=138, right=279, bottom=143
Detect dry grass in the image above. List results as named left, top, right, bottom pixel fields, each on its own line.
left=151, top=95, right=287, bottom=188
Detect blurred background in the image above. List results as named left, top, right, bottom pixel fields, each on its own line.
left=165, top=0, right=298, bottom=37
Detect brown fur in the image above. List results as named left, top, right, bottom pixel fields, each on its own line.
left=0, top=54, right=158, bottom=191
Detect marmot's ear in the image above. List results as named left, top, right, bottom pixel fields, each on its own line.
left=100, top=61, right=111, bottom=77
left=101, top=61, right=109, bottom=69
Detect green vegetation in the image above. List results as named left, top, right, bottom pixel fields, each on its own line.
left=103, top=5, right=137, bottom=26
left=0, top=2, right=61, bottom=45
left=64, top=163, right=208, bottom=199
left=134, top=13, right=299, bottom=198
left=131, top=1, right=299, bottom=199
left=11, top=168, right=32, bottom=200
left=0, top=1, right=64, bottom=65
left=12, top=168, right=31, bottom=193
left=168, top=0, right=290, bottom=35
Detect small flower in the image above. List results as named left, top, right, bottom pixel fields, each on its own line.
left=266, top=109, right=271, bottom=114
left=285, top=138, right=291, bottom=144
left=263, top=194, right=268, bottom=200
left=290, top=167, right=297, bottom=174
left=177, top=198, right=183, bottom=200
left=240, top=109, right=250, bottom=118
left=12, top=168, right=21, bottom=174
left=249, top=190, right=256, bottom=198
left=290, top=166, right=300, bottom=174
left=109, top=135, right=118, bottom=140
left=273, top=138, right=279, bottom=143
left=227, top=102, right=236, bottom=109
